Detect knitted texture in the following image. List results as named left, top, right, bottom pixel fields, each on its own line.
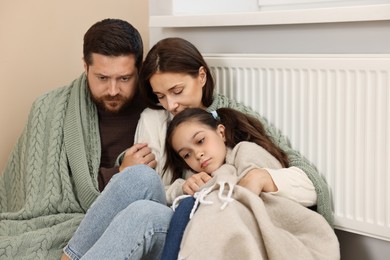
left=180, top=187, right=339, bottom=259
left=0, top=74, right=101, bottom=259
left=207, top=93, right=334, bottom=226
left=179, top=145, right=339, bottom=259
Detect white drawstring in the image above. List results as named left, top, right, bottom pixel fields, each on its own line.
left=217, top=181, right=234, bottom=210
left=171, top=194, right=192, bottom=211
left=171, top=180, right=235, bottom=220
left=189, top=186, right=214, bottom=219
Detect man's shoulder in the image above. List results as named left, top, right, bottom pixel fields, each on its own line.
left=34, top=85, right=73, bottom=103
left=34, top=74, right=85, bottom=104
left=28, top=85, right=73, bottom=114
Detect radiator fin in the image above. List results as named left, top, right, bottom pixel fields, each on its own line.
left=205, top=54, right=390, bottom=241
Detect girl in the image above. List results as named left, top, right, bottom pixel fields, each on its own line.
left=161, top=107, right=291, bottom=259
left=164, top=107, right=289, bottom=193
left=162, top=107, right=339, bottom=260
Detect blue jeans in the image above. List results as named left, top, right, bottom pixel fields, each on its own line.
left=161, top=197, right=195, bottom=260
left=63, top=165, right=173, bottom=260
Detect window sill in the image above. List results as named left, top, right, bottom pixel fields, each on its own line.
left=150, top=4, right=390, bottom=27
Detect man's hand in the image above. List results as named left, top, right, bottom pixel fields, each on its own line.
left=182, top=172, right=212, bottom=195
left=119, top=143, right=157, bottom=171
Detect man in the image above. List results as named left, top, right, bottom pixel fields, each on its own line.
left=0, top=18, right=155, bottom=259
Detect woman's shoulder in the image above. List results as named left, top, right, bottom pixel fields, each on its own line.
left=211, top=92, right=258, bottom=116
left=139, top=108, right=170, bottom=122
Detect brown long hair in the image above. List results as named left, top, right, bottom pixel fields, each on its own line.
left=139, top=37, right=215, bottom=109
left=164, top=108, right=289, bottom=183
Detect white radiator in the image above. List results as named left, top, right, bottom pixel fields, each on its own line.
left=204, top=54, right=390, bottom=241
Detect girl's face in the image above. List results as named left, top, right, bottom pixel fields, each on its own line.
left=149, top=67, right=207, bottom=116
left=171, top=120, right=227, bottom=174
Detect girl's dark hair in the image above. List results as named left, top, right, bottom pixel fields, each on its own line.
left=164, top=108, right=289, bottom=183
left=139, top=37, right=214, bottom=110
left=83, top=18, right=143, bottom=72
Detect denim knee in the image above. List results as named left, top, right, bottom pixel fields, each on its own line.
left=122, top=164, right=163, bottom=189
left=128, top=199, right=173, bottom=227
left=73, top=200, right=173, bottom=260
left=106, top=165, right=166, bottom=204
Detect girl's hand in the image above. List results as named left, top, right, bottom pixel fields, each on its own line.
left=182, top=172, right=212, bottom=195
left=238, top=168, right=277, bottom=196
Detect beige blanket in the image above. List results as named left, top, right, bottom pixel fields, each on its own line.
left=179, top=158, right=340, bottom=259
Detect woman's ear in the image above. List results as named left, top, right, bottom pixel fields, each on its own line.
left=217, top=124, right=226, bottom=142
left=199, top=66, right=207, bottom=86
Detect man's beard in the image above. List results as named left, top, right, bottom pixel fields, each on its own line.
left=92, top=94, right=130, bottom=113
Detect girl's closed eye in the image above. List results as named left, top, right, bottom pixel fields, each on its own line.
left=183, top=152, right=191, bottom=160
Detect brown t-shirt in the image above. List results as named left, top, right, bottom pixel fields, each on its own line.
left=97, top=96, right=146, bottom=191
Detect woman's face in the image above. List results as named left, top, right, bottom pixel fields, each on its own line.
left=149, top=68, right=207, bottom=115
left=171, top=120, right=227, bottom=174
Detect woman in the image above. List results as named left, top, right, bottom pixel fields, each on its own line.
left=135, top=37, right=329, bottom=217
left=135, top=37, right=331, bottom=258
left=63, top=37, right=332, bottom=259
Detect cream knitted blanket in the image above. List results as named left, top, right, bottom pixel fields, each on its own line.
left=179, top=144, right=340, bottom=260
left=0, top=74, right=101, bottom=259
left=179, top=172, right=340, bottom=260
left=180, top=188, right=340, bottom=260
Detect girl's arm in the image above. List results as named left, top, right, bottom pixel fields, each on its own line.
left=239, top=167, right=317, bottom=207
left=230, top=141, right=317, bottom=207
left=212, top=94, right=333, bottom=225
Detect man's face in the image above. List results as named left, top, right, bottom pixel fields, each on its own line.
left=85, top=53, right=138, bottom=112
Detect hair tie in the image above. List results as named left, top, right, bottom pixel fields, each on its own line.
left=210, top=110, right=220, bottom=120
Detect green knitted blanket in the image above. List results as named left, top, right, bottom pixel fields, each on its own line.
left=0, top=74, right=101, bottom=259
left=208, top=93, right=334, bottom=226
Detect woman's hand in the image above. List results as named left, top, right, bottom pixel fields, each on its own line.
left=119, top=143, right=157, bottom=172
left=238, top=168, right=278, bottom=196
left=182, top=172, right=212, bottom=195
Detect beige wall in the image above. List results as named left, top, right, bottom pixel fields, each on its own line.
left=0, top=0, right=149, bottom=171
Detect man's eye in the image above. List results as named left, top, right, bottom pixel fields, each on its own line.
left=121, top=77, right=130, bottom=82
left=98, top=76, right=107, bottom=81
